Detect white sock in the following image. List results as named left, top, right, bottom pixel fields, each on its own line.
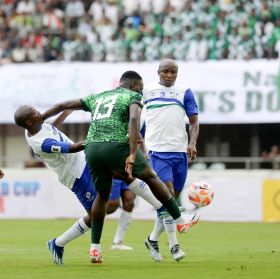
left=149, top=217, right=165, bottom=241
left=174, top=216, right=186, bottom=225
left=113, top=209, right=132, bottom=244
left=128, top=179, right=162, bottom=209
left=163, top=217, right=178, bottom=249
left=90, top=243, right=102, bottom=251
left=55, top=217, right=90, bottom=247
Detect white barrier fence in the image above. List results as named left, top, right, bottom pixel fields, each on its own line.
left=0, top=169, right=280, bottom=222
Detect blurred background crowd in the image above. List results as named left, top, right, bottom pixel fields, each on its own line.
left=0, top=0, right=279, bottom=63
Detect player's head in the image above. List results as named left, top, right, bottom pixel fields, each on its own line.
left=14, top=105, right=43, bottom=129
left=158, top=59, right=178, bottom=87
left=119, top=71, right=143, bottom=94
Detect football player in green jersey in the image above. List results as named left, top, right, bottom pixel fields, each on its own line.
left=43, top=71, right=191, bottom=264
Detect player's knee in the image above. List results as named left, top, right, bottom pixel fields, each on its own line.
left=165, top=181, right=175, bottom=196
left=83, top=215, right=91, bottom=228
left=139, top=166, right=157, bottom=181
left=106, top=200, right=119, bottom=214
left=122, top=199, right=135, bottom=212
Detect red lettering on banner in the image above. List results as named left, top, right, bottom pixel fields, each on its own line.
left=0, top=197, right=5, bottom=213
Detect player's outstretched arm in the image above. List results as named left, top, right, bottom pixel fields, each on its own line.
left=50, top=110, right=73, bottom=128
left=0, top=169, right=4, bottom=179
left=69, top=141, right=85, bottom=153
left=42, top=99, right=83, bottom=121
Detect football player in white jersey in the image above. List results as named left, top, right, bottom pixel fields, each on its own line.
left=142, top=59, right=200, bottom=262
left=14, top=105, right=168, bottom=264
left=14, top=105, right=95, bottom=265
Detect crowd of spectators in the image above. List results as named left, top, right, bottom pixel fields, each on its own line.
left=0, top=0, right=279, bottom=63
left=261, top=145, right=280, bottom=169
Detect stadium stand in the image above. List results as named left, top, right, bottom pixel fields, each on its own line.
left=0, top=0, right=279, bottom=63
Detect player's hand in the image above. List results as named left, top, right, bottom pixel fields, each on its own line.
left=0, top=169, right=4, bottom=179
left=125, top=154, right=135, bottom=179
left=187, top=144, right=197, bottom=162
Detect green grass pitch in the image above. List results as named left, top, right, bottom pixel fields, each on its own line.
left=0, top=219, right=279, bottom=279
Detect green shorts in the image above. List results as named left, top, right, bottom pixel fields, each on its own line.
left=84, top=142, right=149, bottom=192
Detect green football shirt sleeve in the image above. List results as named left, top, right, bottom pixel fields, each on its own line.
left=80, top=94, right=95, bottom=112
left=130, top=93, right=143, bottom=108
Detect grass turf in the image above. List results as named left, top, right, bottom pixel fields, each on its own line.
left=0, top=220, right=279, bottom=279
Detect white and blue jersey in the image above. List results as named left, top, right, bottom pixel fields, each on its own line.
left=25, top=123, right=96, bottom=210
left=142, top=82, right=199, bottom=191
left=25, top=123, right=86, bottom=188
left=142, top=82, right=198, bottom=152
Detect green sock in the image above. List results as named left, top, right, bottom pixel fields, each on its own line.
left=91, top=220, right=104, bottom=244
left=162, top=197, right=181, bottom=220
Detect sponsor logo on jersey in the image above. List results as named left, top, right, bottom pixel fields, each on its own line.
left=86, top=192, right=91, bottom=199
left=51, top=145, right=61, bottom=153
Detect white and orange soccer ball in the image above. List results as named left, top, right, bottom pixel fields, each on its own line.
left=188, top=181, right=214, bottom=208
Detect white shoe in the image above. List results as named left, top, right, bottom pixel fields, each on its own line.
left=144, top=237, right=163, bottom=262
left=111, top=243, right=133, bottom=251
left=170, top=244, right=186, bottom=262
left=89, top=244, right=103, bottom=264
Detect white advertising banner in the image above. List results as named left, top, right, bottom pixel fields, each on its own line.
left=1, top=169, right=280, bottom=222
left=0, top=60, right=279, bottom=124
left=0, top=169, right=85, bottom=218
left=181, top=170, right=265, bottom=222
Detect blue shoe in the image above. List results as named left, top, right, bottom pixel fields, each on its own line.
left=47, top=238, right=64, bottom=265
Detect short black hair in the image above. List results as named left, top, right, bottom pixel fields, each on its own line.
left=120, top=71, right=142, bottom=82
left=14, top=105, right=31, bottom=128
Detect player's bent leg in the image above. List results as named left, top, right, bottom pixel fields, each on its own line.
left=111, top=189, right=135, bottom=251
left=137, top=167, right=191, bottom=234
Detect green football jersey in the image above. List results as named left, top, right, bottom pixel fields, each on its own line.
left=81, top=87, right=143, bottom=144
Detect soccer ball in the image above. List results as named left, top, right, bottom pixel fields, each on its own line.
left=188, top=181, right=214, bottom=208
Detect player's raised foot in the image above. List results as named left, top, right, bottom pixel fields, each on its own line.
left=177, top=211, right=200, bottom=233
left=111, top=243, right=133, bottom=251
left=89, top=245, right=103, bottom=264
left=170, top=244, right=186, bottom=262
left=47, top=238, right=64, bottom=265
left=176, top=223, right=191, bottom=233
left=189, top=211, right=200, bottom=227
left=144, top=237, right=163, bottom=262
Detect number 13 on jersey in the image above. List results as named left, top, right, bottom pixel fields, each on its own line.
left=92, top=95, right=118, bottom=120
